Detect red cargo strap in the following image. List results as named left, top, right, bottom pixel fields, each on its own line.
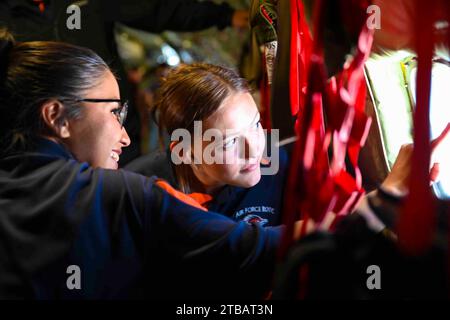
left=398, top=0, right=436, bottom=255
left=289, top=0, right=312, bottom=117
left=280, top=0, right=373, bottom=257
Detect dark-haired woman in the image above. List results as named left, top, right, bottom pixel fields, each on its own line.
left=0, top=30, right=280, bottom=299
left=0, top=0, right=249, bottom=165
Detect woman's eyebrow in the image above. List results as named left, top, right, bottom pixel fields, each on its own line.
left=223, top=111, right=261, bottom=137
left=251, top=111, right=261, bottom=124
left=243, top=111, right=261, bottom=130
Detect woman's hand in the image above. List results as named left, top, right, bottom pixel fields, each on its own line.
left=381, top=123, right=450, bottom=196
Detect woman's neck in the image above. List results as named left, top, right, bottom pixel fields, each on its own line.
left=188, top=173, right=225, bottom=196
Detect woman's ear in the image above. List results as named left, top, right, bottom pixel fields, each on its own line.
left=40, top=100, right=71, bottom=139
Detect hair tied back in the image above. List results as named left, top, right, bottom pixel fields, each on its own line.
left=0, top=28, right=15, bottom=80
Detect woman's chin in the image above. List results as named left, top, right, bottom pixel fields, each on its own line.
left=237, top=171, right=261, bottom=188
left=108, top=160, right=119, bottom=170
left=97, top=158, right=119, bottom=170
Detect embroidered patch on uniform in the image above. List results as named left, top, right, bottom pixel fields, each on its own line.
left=235, top=206, right=275, bottom=219
left=242, top=214, right=269, bottom=226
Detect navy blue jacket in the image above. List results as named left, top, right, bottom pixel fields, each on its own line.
left=125, top=147, right=290, bottom=227
left=0, top=139, right=281, bottom=299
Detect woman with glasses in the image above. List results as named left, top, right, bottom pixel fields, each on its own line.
left=0, top=29, right=281, bottom=299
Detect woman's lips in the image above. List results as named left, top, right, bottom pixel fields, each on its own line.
left=111, top=150, right=121, bottom=162
left=240, top=163, right=258, bottom=173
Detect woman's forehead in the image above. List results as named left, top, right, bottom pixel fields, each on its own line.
left=85, top=70, right=120, bottom=99
left=205, top=92, right=258, bottom=132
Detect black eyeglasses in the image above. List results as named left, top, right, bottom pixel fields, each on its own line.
left=61, top=98, right=129, bottom=128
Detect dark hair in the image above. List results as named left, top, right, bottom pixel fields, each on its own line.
left=152, top=63, right=250, bottom=193
left=0, top=28, right=110, bottom=156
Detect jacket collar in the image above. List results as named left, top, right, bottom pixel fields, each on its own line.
left=34, top=137, right=74, bottom=160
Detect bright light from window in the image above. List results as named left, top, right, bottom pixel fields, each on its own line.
left=409, top=61, right=450, bottom=199
left=365, top=51, right=415, bottom=168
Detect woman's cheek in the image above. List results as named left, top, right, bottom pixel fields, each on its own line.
left=226, top=163, right=242, bottom=180
left=257, top=130, right=266, bottom=158
left=210, top=162, right=236, bottom=181
left=222, top=147, right=238, bottom=165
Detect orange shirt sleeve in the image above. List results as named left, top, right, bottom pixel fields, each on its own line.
left=155, top=179, right=212, bottom=211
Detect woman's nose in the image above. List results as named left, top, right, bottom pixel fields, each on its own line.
left=243, top=136, right=258, bottom=160
left=120, top=127, right=131, bottom=147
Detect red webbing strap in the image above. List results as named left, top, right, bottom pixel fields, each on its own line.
left=398, top=0, right=436, bottom=256
left=289, top=0, right=312, bottom=117
left=280, top=0, right=373, bottom=256
left=343, top=26, right=373, bottom=186
left=278, top=1, right=375, bottom=299
left=447, top=2, right=450, bottom=296
left=329, top=25, right=373, bottom=218
left=291, top=56, right=329, bottom=299
left=279, top=0, right=327, bottom=258
left=289, top=0, right=300, bottom=116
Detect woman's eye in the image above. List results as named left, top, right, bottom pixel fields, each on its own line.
left=223, top=137, right=238, bottom=149
left=255, top=120, right=261, bottom=129
left=111, top=108, right=120, bottom=118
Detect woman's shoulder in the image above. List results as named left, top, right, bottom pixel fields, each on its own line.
left=124, top=149, right=178, bottom=187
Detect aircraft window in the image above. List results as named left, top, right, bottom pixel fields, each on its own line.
left=365, top=51, right=450, bottom=199
left=407, top=56, right=450, bottom=199
left=365, top=51, right=415, bottom=168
